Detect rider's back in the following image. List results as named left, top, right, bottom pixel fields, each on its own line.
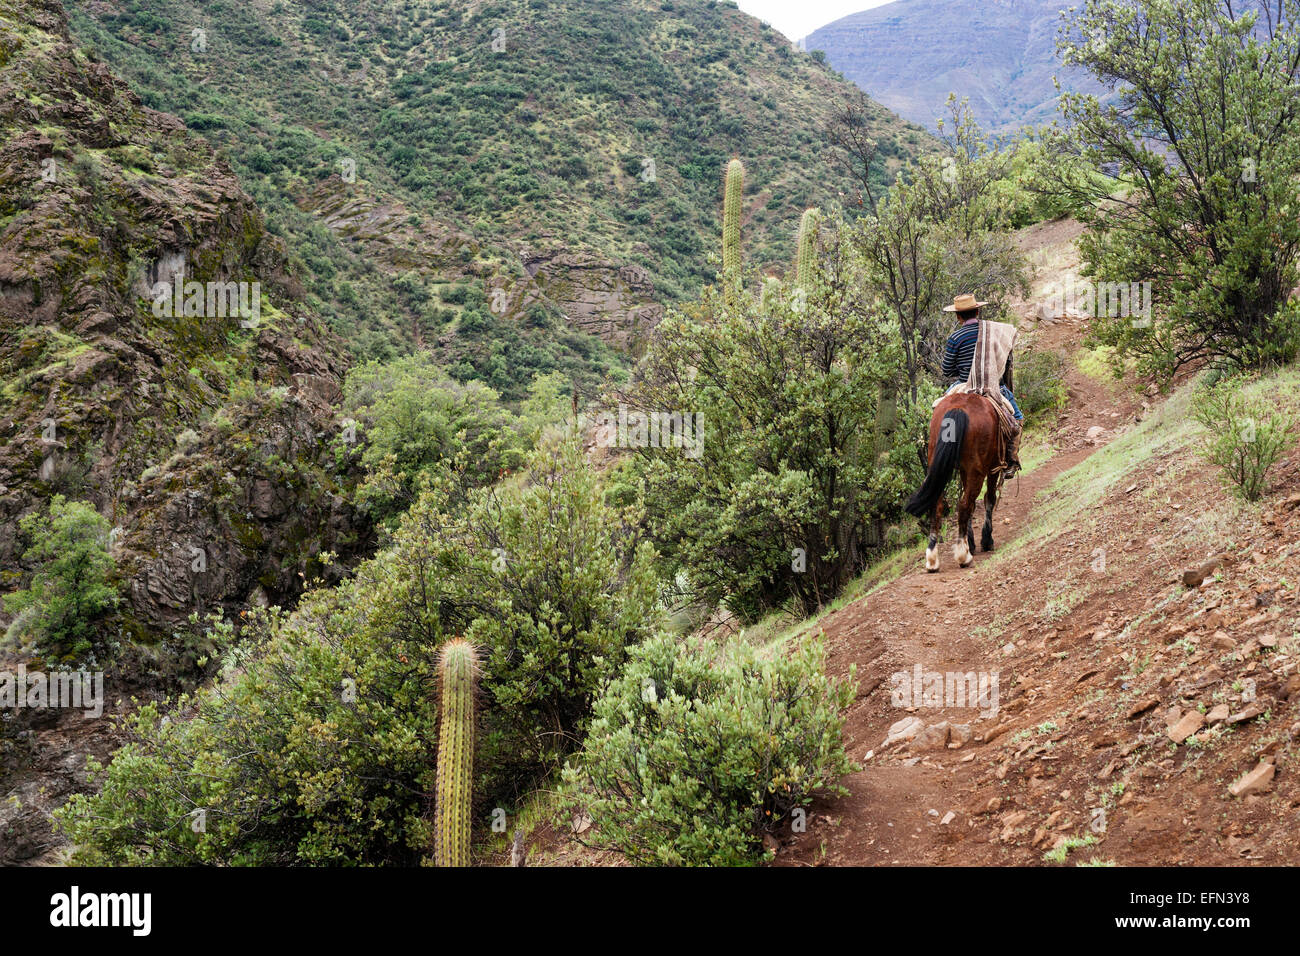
left=942, top=319, right=981, bottom=383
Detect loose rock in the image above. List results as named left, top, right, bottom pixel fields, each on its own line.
left=1228, top=762, right=1275, bottom=798
left=882, top=716, right=925, bottom=749
left=1168, top=710, right=1205, bottom=744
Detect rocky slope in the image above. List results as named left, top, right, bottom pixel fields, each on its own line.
left=804, top=0, right=1102, bottom=135
left=0, top=0, right=382, bottom=865
left=0, top=0, right=372, bottom=650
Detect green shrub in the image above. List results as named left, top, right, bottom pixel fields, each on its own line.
left=340, top=355, right=568, bottom=525
left=989, top=140, right=1094, bottom=229
left=560, top=633, right=856, bottom=866
left=4, top=496, right=119, bottom=663
left=55, top=437, right=661, bottom=864
left=1014, top=348, right=1069, bottom=421
left=633, top=219, right=930, bottom=621
left=1192, top=380, right=1292, bottom=502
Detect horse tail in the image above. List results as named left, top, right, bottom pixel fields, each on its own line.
left=904, top=409, right=967, bottom=518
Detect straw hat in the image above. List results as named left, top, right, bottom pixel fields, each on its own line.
left=942, top=293, right=989, bottom=312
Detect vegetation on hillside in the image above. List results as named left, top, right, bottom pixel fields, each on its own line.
left=17, top=0, right=1300, bottom=871
left=56, top=435, right=660, bottom=864
left=65, top=0, right=930, bottom=394
left=559, top=633, right=856, bottom=865
left=3, top=496, right=118, bottom=664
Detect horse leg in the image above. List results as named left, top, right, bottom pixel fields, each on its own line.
left=981, top=472, right=999, bottom=552
left=925, top=496, right=945, bottom=572
left=953, top=475, right=978, bottom=567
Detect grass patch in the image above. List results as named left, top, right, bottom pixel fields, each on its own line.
left=481, top=786, right=560, bottom=864
left=1044, top=832, right=1099, bottom=864
left=1076, top=344, right=1121, bottom=383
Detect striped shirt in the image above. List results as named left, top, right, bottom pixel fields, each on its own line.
left=942, top=319, right=981, bottom=382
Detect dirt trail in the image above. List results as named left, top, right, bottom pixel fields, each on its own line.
left=781, top=219, right=1151, bottom=866
left=780, top=217, right=1300, bottom=868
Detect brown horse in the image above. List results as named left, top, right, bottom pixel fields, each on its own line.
left=904, top=392, right=1005, bottom=572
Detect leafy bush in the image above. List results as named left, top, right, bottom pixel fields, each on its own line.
left=340, top=355, right=568, bottom=525
left=4, top=496, right=119, bottom=663
left=633, top=216, right=930, bottom=621
left=560, top=633, right=856, bottom=866
left=427, top=438, right=663, bottom=782
left=1014, top=348, right=1069, bottom=420
left=1192, top=380, right=1292, bottom=501
left=990, top=140, right=1094, bottom=229
left=55, top=438, right=661, bottom=864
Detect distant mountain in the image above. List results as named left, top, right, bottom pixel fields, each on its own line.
left=64, top=0, right=932, bottom=396
left=805, top=0, right=1101, bottom=135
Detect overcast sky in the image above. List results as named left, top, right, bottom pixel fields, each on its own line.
left=734, top=0, right=896, bottom=42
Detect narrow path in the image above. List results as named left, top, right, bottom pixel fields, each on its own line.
left=781, top=289, right=1145, bottom=866
left=783, top=443, right=1091, bottom=865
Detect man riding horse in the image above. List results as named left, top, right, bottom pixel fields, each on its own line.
left=903, top=293, right=1024, bottom=572
left=940, top=293, right=1022, bottom=475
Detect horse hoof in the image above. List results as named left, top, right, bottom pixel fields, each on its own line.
left=924, top=548, right=939, bottom=572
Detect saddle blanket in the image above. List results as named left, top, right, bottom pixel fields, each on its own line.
left=932, top=319, right=1021, bottom=459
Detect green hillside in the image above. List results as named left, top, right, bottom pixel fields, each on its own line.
left=64, top=0, right=930, bottom=397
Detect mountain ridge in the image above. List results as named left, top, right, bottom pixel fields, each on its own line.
left=805, top=0, right=1101, bottom=135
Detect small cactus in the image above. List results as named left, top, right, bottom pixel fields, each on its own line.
left=796, top=207, right=820, bottom=289
left=722, top=158, right=744, bottom=297
left=434, top=638, right=477, bottom=867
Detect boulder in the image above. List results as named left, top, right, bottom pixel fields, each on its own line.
left=914, top=721, right=952, bottom=751
left=882, top=715, right=924, bottom=749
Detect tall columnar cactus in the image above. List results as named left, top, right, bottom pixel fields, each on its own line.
left=434, top=638, right=477, bottom=867
left=796, top=207, right=820, bottom=289
left=722, top=158, right=744, bottom=297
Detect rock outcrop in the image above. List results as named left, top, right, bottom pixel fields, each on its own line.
left=0, top=0, right=371, bottom=645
